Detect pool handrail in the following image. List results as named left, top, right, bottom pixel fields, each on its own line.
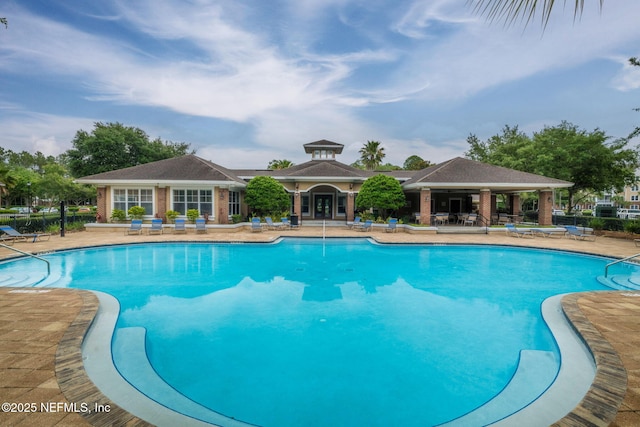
left=604, top=252, right=640, bottom=278
left=0, top=243, right=50, bottom=276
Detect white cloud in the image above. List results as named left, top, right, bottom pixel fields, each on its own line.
left=0, top=110, right=95, bottom=156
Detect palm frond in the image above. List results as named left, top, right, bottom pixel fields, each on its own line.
left=468, top=0, right=602, bottom=28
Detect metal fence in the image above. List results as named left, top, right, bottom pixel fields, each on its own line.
left=0, top=212, right=96, bottom=234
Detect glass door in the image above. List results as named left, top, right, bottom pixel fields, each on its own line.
left=314, top=195, right=333, bottom=219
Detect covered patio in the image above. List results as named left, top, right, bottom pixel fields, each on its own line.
left=401, top=158, right=573, bottom=226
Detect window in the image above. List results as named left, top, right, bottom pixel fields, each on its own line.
left=301, top=195, right=310, bottom=215
left=337, top=195, right=346, bottom=215
left=229, top=191, right=241, bottom=216
left=632, top=195, right=639, bottom=201
left=173, top=189, right=213, bottom=215
left=113, top=189, right=153, bottom=215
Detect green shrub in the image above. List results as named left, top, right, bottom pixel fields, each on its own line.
left=581, top=209, right=593, bottom=216
left=231, top=214, right=243, bottom=224
left=624, top=220, right=640, bottom=235
left=110, top=209, right=126, bottom=222
left=186, top=209, right=200, bottom=223
left=166, top=210, right=179, bottom=223
left=588, top=217, right=605, bottom=230
left=128, top=206, right=146, bottom=220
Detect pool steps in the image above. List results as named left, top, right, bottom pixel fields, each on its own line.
left=113, top=327, right=254, bottom=427
left=438, top=350, right=557, bottom=426
left=597, top=274, right=640, bottom=290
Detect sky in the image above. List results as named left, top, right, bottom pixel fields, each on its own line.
left=1, top=0, right=640, bottom=169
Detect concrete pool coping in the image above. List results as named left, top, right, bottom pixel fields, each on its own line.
left=2, top=230, right=640, bottom=425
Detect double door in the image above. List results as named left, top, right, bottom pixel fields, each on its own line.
left=314, top=195, right=333, bottom=219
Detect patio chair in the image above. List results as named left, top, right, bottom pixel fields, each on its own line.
left=281, top=217, right=299, bottom=229
left=173, top=218, right=187, bottom=234
left=0, top=225, right=51, bottom=243
left=463, top=213, right=478, bottom=226
left=564, top=225, right=596, bottom=241
left=148, top=218, right=164, bottom=235
left=504, top=223, right=534, bottom=238
left=195, top=218, right=207, bottom=234
left=251, top=217, right=263, bottom=232
left=354, top=219, right=373, bottom=232
left=531, top=227, right=566, bottom=238
left=348, top=216, right=362, bottom=229
left=384, top=218, right=398, bottom=233
left=125, top=219, right=143, bottom=235
left=264, top=217, right=280, bottom=230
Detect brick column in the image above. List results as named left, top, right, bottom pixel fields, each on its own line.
left=420, top=188, right=432, bottom=225
left=96, top=187, right=107, bottom=223
left=510, top=194, right=521, bottom=215
left=156, top=187, right=167, bottom=221
left=538, top=190, right=553, bottom=226
left=294, top=192, right=302, bottom=223
left=346, top=191, right=355, bottom=222
left=479, top=189, right=492, bottom=225
left=217, top=188, right=229, bottom=224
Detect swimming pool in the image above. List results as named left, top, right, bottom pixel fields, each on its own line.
left=1, top=238, right=636, bottom=426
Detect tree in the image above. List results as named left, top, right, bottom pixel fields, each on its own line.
left=244, top=176, right=291, bottom=217
left=466, top=121, right=639, bottom=213
left=358, top=141, right=385, bottom=171
left=403, top=155, right=432, bottom=170
left=469, top=0, right=602, bottom=27
left=355, top=174, right=406, bottom=218
left=64, top=122, right=193, bottom=177
left=268, top=159, right=294, bottom=170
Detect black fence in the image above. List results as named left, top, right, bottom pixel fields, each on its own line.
left=0, top=212, right=96, bottom=234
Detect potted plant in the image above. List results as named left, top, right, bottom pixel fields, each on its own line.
left=186, top=209, right=200, bottom=223
left=110, top=209, right=126, bottom=223
left=166, top=210, right=179, bottom=223
left=128, top=206, right=146, bottom=220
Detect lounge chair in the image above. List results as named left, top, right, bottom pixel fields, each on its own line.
left=564, top=225, right=596, bottom=241
left=0, top=225, right=51, bottom=243
left=281, top=217, right=299, bottom=229
left=384, top=218, right=398, bottom=233
left=173, top=218, right=187, bottom=234
left=264, top=217, right=280, bottom=230
left=0, top=235, right=16, bottom=245
left=251, top=217, right=263, bottom=232
left=195, top=218, right=207, bottom=234
left=531, top=227, right=566, bottom=238
left=126, top=219, right=143, bottom=235
left=354, top=219, right=373, bottom=232
left=348, top=216, right=362, bottom=229
left=504, top=223, right=534, bottom=238
left=148, top=218, right=164, bottom=235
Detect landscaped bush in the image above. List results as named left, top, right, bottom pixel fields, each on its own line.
left=110, top=209, right=126, bottom=222
left=166, top=210, right=179, bottom=223
left=128, top=206, right=146, bottom=220
left=624, top=220, right=640, bottom=235
left=186, top=209, right=200, bottom=222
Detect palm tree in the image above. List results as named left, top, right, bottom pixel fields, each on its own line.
left=359, top=141, right=385, bottom=171
left=469, top=0, right=602, bottom=27
left=0, top=167, right=17, bottom=208
left=267, top=159, right=294, bottom=170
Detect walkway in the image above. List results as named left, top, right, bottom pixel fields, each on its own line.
left=0, top=228, right=640, bottom=426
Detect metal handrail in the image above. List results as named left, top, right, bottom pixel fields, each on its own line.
left=0, top=243, right=50, bottom=275
left=604, top=252, right=640, bottom=278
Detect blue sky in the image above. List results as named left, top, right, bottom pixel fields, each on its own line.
left=1, top=1, right=639, bottom=168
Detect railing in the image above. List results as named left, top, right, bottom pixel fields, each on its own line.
left=0, top=243, right=51, bottom=275
left=604, top=253, right=640, bottom=278
left=477, top=213, right=491, bottom=234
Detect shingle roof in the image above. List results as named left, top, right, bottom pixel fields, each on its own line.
left=402, top=157, right=573, bottom=190
left=76, top=154, right=246, bottom=185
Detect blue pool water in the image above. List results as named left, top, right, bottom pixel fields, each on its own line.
left=0, top=238, right=635, bottom=426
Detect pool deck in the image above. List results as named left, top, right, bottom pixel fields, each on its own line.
left=1, top=227, right=640, bottom=426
